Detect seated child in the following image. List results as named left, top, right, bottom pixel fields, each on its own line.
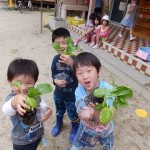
left=2, top=58, right=52, bottom=150
left=88, top=16, right=101, bottom=47
left=92, top=15, right=110, bottom=49
left=74, top=13, right=95, bottom=45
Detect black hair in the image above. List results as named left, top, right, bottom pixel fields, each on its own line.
left=94, top=16, right=101, bottom=26
left=7, top=58, right=39, bottom=82
left=73, top=52, right=101, bottom=73
left=52, top=27, right=70, bottom=42
left=89, top=13, right=96, bottom=23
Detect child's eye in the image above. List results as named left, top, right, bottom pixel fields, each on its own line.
left=76, top=72, right=82, bottom=75
left=27, top=82, right=34, bottom=85
left=87, top=70, right=92, bottom=72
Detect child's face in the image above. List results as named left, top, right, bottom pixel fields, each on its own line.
left=10, top=74, right=35, bottom=95
left=132, top=0, right=137, bottom=6
left=94, top=19, right=99, bottom=25
left=54, top=37, right=67, bottom=54
left=102, top=20, right=107, bottom=26
left=76, top=64, right=99, bottom=93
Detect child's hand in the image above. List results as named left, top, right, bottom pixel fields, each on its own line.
left=54, top=79, right=66, bottom=87
left=88, top=102, right=100, bottom=123
left=79, top=107, right=95, bottom=122
left=11, top=94, right=30, bottom=116
left=38, top=107, right=53, bottom=122
left=59, top=54, right=74, bottom=67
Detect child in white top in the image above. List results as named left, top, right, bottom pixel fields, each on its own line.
left=2, top=58, right=52, bottom=150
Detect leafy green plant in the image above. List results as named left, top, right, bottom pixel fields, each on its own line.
left=85, top=84, right=133, bottom=125
left=52, top=37, right=77, bottom=55
left=11, top=81, right=53, bottom=125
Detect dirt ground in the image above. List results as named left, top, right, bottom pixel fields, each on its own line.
left=0, top=6, right=150, bottom=150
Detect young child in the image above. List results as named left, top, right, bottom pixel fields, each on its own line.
left=51, top=27, right=79, bottom=143
left=88, top=16, right=101, bottom=47
left=74, top=13, right=95, bottom=45
left=118, top=0, right=138, bottom=41
left=2, top=58, right=52, bottom=150
left=92, top=15, right=110, bottom=49
left=69, top=52, right=114, bottom=150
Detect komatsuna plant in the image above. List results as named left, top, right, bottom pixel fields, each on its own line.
left=52, top=37, right=78, bottom=55
left=11, top=81, right=53, bottom=125
left=84, top=84, right=133, bottom=125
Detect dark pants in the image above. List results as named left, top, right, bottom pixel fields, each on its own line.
left=53, top=95, right=78, bottom=121
left=13, top=137, right=41, bottom=150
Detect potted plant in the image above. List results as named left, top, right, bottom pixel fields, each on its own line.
left=11, top=81, right=53, bottom=125
left=84, top=84, right=133, bottom=125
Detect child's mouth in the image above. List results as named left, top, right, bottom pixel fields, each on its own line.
left=84, top=81, right=90, bottom=87
left=21, top=90, right=28, bottom=95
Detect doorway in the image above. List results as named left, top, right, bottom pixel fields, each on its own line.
left=110, top=0, right=129, bottom=22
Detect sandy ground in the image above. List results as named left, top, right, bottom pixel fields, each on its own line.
left=0, top=7, right=150, bottom=150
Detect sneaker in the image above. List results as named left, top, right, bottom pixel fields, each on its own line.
left=130, top=36, right=136, bottom=41
left=92, top=44, right=98, bottom=49
left=74, top=42, right=78, bottom=46
left=84, top=39, right=88, bottom=43
left=118, top=33, right=123, bottom=38
left=89, top=42, right=95, bottom=47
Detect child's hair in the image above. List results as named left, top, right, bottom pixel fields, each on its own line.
left=89, top=13, right=96, bottom=23
left=52, top=27, right=70, bottom=42
left=7, top=58, right=39, bottom=82
left=94, top=16, right=101, bottom=26
left=73, top=52, right=101, bottom=73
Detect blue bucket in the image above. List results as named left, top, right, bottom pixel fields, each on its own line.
left=135, top=47, right=150, bottom=61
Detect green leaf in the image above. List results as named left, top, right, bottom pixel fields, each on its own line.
left=52, top=43, right=61, bottom=53
left=113, top=98, right=128, bottom=109
left=36, top=83, right=53, bottom=94
left=96, top=103, right=107, bottom=110
left=52, top=37, right=77, bottom=55
left=111, top=78, right=116, bottom=86
left=25, top=97, right=38, bottom=109
left=27, top=87, right=41, bottom=98
left=64, top=46, right=77, bottom=55
left=64, top=46, right=72, bottom=55
left=110, top=86, right=133, bottom=99
left=66, top=37, right=74, bottom=45
left=11, top=81, right=22, bottom=88
left=100, top=107, right=113, bottom=125
left=93, top=88, right=107, bottom=98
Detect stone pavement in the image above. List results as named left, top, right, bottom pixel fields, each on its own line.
left=67, top=23, right=150, bottom=77
left=67, top=25, right=150, bottom=100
